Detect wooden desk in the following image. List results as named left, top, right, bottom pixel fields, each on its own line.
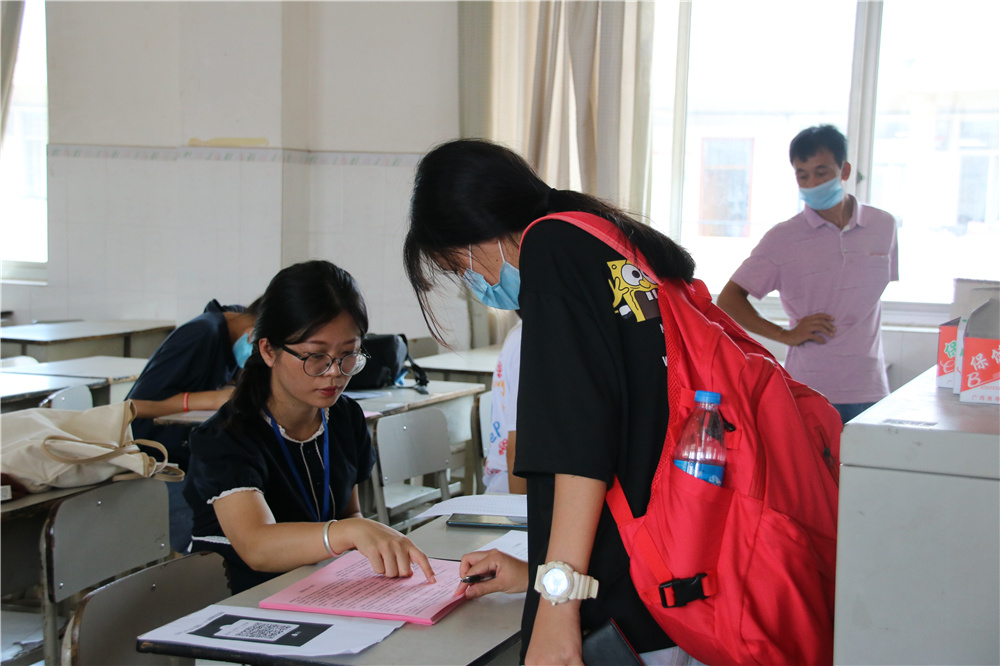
left=4, top=355, right=149, bottom=403
left=0, top=373, right=104, bottom=413
left=1, top=320, right=174, bottom=362
left=413, top=346, right=501, bottom=386
left=136, top=516, right=523, bottom=665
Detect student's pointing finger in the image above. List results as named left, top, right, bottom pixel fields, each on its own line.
left=411, top=547, right=436, bottom=583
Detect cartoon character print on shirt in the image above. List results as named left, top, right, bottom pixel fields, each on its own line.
left=608, top=259, right=660, bottom=322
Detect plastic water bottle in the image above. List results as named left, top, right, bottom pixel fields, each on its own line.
left=673, top=391, right=726, bottom=486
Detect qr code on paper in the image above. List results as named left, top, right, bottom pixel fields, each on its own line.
left=213, top=619, right=296, bottom=642
left=191, top=614, right=330, bottom=646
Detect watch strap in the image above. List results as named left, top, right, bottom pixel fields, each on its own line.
left=571, top=571, right=599, bottom=600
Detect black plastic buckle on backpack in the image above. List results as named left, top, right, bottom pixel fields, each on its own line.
left=659, top=573, right=709, bottom=608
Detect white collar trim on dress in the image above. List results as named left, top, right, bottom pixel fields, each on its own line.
left=262, top=407, right=329, bottom=443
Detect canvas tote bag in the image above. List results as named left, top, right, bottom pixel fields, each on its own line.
left=0, top=400, right=183, bottom=493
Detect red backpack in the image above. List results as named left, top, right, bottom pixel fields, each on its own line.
left=528, top=213, right=841, bottom=666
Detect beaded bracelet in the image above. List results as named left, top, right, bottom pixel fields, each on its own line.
left=322, top=519, right=337, bottom=558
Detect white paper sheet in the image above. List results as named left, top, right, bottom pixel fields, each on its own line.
left=138, top=603, right=403, bottom=658
left=478, top=530, right=530, bottom=560
left=415, top=494, right=527, bottom=519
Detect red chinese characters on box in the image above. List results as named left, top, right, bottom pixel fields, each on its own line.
left=937, top=317, right=960, bottom=388
left=959, top=337, right=1000, bottom=404
left=958, top=297, right=1000, bottom=405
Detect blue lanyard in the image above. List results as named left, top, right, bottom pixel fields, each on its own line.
left=265, top=409, right=331, bottom=522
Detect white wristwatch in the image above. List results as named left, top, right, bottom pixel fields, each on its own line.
left=534, top=561, right=599, bottom=605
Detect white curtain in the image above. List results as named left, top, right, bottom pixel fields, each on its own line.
left=483, top=0, right=656, bottom=214
left=1, top=0, right=25, bottom=143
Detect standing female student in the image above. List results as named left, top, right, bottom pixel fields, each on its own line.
left=404, top=139, right=698, bottom=665
left=184, top=260, right=435, bottom=594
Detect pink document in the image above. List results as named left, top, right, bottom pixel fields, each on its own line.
left=259, top=551, right=466, bottom=626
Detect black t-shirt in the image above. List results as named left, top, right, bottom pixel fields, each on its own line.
left=514, top=219, right=674, bottom=653
left=184, top=398, right=375, bottom=593
left=127, top=299, right=239, bottom=469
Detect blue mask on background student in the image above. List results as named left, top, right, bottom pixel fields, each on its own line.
left=233, top=333, right=253, bottom=368
left=463, top=241, right=521, bottom=310
left=799, top=177, right=845, bottom=211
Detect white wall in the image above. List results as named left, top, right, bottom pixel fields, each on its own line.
left=1, top=1, right=469, bottom=347
left=1, top=0, right=939, bottom=378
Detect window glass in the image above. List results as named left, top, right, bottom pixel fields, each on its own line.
left=1, top=1, right=48, bottom=267
left=699, top=138, right=753, bottom=237
left=650, top=1, right=857, bottom=294
left=871, top=0, right=1000, bottom=303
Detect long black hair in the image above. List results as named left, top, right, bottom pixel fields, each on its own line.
left=226, top=260, right=369, bottom=433
left=404, top=138, right=695, bottom=342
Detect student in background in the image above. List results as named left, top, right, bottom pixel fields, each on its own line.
left=717, top=125, right=899, bottom=425
left=127, top=298, right=259, bottom=553
left=404, top=139, right=698, bottom=665
left=184, top=260, right=434, bottom=594
left=483, top=318, right=525, bottom=494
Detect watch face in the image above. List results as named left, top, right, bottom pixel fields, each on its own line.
left=542, top=567, right=570, bottom=597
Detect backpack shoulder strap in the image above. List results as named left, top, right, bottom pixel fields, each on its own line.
left=523, top=212, right=654, bottom=277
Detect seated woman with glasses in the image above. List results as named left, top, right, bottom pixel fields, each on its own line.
left=184, top=260, right=436, bottom=593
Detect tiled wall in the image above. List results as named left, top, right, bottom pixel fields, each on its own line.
left=1, top=145, right=469, bottom=347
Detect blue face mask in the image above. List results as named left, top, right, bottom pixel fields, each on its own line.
left=463, top=241, right=521, bottom=310
left=799, top=176, right=845, bottom=211
left=233, top=333, right=253, bottom=368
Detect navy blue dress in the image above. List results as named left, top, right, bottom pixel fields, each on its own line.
left=127, top=299, right=242, bottom=470
left=184, top=398, right=375, bottom=593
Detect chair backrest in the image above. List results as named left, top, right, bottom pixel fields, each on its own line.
left=1, top=355, right=39, bottom=368
left=39, top=384, right=93, bottom=410
left=374, top=407, right=452, bottom=487
left=65, top=551, right=229, bottom=666
left=44, top=479, right=171, bottom=604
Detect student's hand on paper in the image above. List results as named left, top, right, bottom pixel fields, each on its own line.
left=455, top=549, right=529, bottom=597
left=338, top=518, right=436, bottom=583
left=525, top=602, right=584, bottom=666
left=781, top=312, right=836, bottom=346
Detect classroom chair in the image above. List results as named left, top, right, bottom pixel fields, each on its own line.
left=62, top=551, right=229, bottom=666
left=38, top=385, right=93, bottom=410
left=469, top=391, right=492, bottom=494
left=0, top=479, right=171, bottom=666
left=0, top=356, right=39, bottom=368
left=370, top=407, right=454, bottom=531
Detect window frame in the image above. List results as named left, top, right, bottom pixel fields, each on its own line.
left=1, top=0, right=48, bottom=285
left=653, top=0, right=994, bottom=322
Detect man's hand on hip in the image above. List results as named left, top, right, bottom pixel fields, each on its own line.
left=781, top=313, right=836, bottom=346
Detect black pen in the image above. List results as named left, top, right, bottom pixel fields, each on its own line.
left=461, top=572, right=497, bottom=584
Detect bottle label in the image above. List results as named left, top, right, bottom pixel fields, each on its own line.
left=674, top=460, right=724, bottom=486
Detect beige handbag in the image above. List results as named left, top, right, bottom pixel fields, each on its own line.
left=0, top=400, right=183, bottom=493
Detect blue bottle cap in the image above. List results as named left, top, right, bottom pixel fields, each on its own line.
left=694, top=390, right=721, bottom=405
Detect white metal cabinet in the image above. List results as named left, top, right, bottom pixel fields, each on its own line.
left=834, top=368, right=999, bottom=665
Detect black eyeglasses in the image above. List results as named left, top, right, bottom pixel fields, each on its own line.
left=279, top=345, right=370, bottom=377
